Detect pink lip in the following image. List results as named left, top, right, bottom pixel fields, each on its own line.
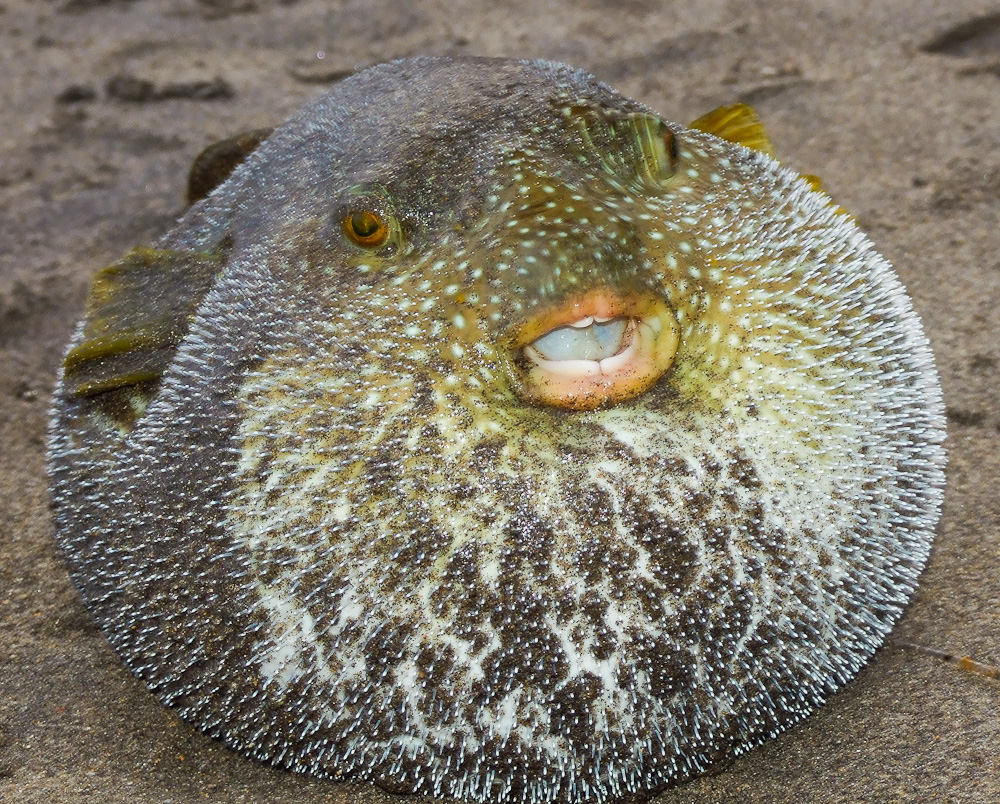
left=514, top=289, right=654, bottom=345
left=513, top=288, right=680, bottom=410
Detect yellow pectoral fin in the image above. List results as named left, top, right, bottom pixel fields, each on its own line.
left=690, top=106, right=851, bottom=217
left=689, top=103, right=775, bottom=157
left=64, top=246, right=225, bottom=399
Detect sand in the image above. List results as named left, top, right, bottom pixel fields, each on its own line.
left=1, top=1, right=998, bottom=802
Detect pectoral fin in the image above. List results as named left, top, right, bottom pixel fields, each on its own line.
left=689, top=103, right=775, bottom=156
left=690, top=104, right=849, bottom=215
left=63, top=246, right=225, bottom=425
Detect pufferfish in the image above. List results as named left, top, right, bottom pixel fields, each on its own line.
left=48, top=56, right=947, bottom=804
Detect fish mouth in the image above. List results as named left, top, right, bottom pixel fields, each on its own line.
left=513, top=289, right=679, bottom=410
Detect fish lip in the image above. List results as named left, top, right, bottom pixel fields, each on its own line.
left=511, top=288, right=680, bottom=410
left=511, top=289, right=650, bottom=348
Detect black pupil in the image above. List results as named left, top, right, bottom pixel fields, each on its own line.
left=351, top=212, right=380, bottom=238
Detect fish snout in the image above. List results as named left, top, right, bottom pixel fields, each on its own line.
left=510, top=288, right=679, bottom=410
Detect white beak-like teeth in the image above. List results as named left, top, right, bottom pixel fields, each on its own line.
left=529, top=316, right=631, bottom=362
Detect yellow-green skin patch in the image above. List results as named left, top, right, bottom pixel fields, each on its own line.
left=49, top=57, right=946, bottom=804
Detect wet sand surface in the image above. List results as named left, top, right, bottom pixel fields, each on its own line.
left=1, top=1, right=998, bottom=802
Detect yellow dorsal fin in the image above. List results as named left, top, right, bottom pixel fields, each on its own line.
left=800, top=173, right=824, bottom=192
left=689, top=104, right=774, bottom=157
left=799, top=173, right=851, bottom=217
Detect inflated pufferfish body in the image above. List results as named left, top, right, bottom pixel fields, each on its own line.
left=48, top=57, right=946, bottom=804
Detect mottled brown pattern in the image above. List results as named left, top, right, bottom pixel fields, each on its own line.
left=48, top=57, right=945, bottom=804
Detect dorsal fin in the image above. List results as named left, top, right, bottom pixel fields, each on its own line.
left=800, top=173, right=824, bottom=193
left=186, top=128, right=273, bottom=205
left=63, top=246, right=226, bottom=427
left=689, top=104, right=775, bottom=156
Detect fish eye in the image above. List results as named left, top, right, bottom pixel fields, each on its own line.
left=622, top=113, right=676, bottom=185
left=569, top=108, right=677, bottom=189
left=344, top=209, right=389, bottom=248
